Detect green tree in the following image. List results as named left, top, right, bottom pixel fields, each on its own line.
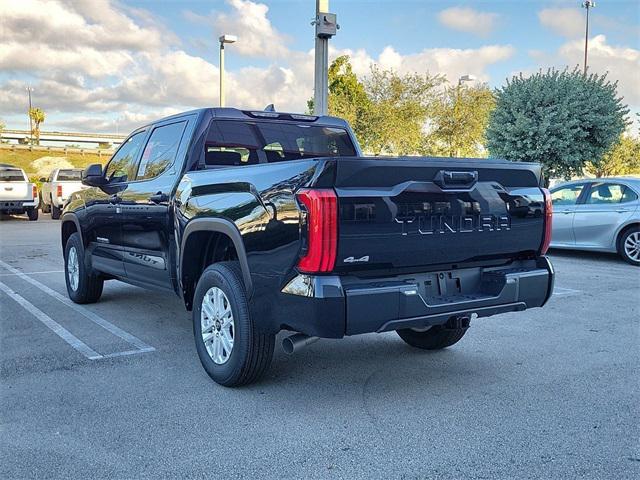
left=486, top=69, right=629, bottom=183
left=426, top=84, right=495, bottom=157
left=363, top=66, right=443, bottom=155
left=29, top=107, right=46, bottom=145
left=586, top=134, right=640, bottom=177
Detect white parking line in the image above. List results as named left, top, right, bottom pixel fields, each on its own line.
left=0, top=270, right=64, bottom=277
left=553, top=287, right=582, bottom=296
left=0, top=281, right=102, bottom=360
left=0, top=259, right=155, bottom=356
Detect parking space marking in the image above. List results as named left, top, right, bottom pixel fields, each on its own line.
left=0, top=270, right=64, bottom=277
left=0, top=259, right=156, bottom=356
left=553, top=287, right=582, bottom=296
left=0, top=281, right=102, bottom=360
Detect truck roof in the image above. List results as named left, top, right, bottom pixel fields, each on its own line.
left=143, top=107, right=350, bottom=129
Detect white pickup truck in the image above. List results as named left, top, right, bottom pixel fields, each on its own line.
left=40, top=168, right=85, bottom=219
left=0, top=164, right=39, bottom=221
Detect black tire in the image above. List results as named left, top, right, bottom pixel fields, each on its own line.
left=396, top=323, right=468, bottom=350
left=193, top=262, right=274, bottom=387
left=51, top=199, right=61, bottom=220
left=618, top=226, right=640, bottom=266
left=64, top=232, right=103, bottom=303
left=26, top=207, right=38, bottom=221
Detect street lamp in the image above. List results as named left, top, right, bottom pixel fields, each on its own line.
left=582, top=1, right=595, bottom=75
left=458, top=74, right=477, bottom=87
left=452, top=75, right=476, bottom=157
left=219, top=34, right=237, bottom=107
left=26, top=86, right=34, bottom=144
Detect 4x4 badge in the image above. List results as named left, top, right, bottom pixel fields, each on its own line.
left=343, top=255, right=369, bottom=263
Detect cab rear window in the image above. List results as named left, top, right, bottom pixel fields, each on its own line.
left=203, top=120, right=356, bottom=167
left=0, top=169, right=27, bottom=181
left=56, top=170, right=82, bottom=181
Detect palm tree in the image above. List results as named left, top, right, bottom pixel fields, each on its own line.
left=29, top=108, right=45, bottom=145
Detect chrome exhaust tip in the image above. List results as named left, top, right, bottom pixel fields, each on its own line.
left=282, top=333, right=320, bottom=355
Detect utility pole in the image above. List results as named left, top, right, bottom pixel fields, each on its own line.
left=219, top=35, right=237, bottom=107
left=26, top=86, right=34, bottom=145
left=313, top=0, right=337, bottom=116
left=582, top=1, right=595, bottom=75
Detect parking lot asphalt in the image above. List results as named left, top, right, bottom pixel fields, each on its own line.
left=1, top=215, right=638, bottom=479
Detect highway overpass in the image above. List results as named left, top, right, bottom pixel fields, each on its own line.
left=1, top=129, right=126, bottom=146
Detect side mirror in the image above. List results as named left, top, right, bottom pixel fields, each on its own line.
left=82, top=164, right=105, bottom=187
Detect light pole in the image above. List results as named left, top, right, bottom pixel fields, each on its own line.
left=313, top=0, right=338, bottom=116
left=452, top=75, right=476, bottom=157
left=458, top=74, right=476, bottom=87
left=582, top=1, right=595, bottom=75
left=26, top=86, right=34, bottom=144
left=219, top=34, right=237, bottom=107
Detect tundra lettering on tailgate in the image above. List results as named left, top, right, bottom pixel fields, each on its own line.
left=395, top=212, right=511, bottom=236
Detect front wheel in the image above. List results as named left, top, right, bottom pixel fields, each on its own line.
left=26, top=207, right=39, bottom=221
left=64, top=233, right=103, bottom=303
left=193, top=262, right=274, bottom=387
left=396, top=322, right=468, bottom=350
left=619, top=227, right=640, bottom=266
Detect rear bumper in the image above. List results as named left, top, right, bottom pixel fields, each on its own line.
left=0, top=199, right=37, bottom=212
left=279, top=257, right=554, bottom=338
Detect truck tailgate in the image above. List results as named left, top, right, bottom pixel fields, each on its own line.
left=332, top=157, right=545, bottom=270
left=0, top=182, right=31, bottom=201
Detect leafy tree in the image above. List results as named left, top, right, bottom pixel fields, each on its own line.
left=363, top=66, right=443, bottom=155
left=308, top=55, right=371, bottom=150
left=586, top=134, right=640, bottom=177
left=426, top=84, right=495, bottom=157
left=486, top=69, right=629, bottom=183
left=29, top=107, right=46, bottom=145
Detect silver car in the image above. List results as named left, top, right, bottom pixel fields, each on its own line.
left=550, top=177, right=640, bottom=265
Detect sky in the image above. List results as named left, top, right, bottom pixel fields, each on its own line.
left=1, top=0, right=638, bottom=135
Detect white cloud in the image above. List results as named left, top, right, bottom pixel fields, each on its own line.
left=184, top=0, right=290, bottom=58
left=538, top=8, right=584, bottom=38
left=437, top=7, right=500, bottom=37
left=0, top=0, right=516, bottom=134
left=336, top=44, right=515, bottom=85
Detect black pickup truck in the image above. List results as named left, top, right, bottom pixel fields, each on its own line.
left=61, top=108, right=554, bottom=386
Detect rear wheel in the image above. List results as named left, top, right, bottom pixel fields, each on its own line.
left=26, top=207, right=38, bottom=221
left=64, top=233, right=103, bottom=303
left=193, top=262, right=274, bottom=387
left=51, top=197, right=61, bottom=219
left=396, top=320, right=469, bottom=350
left=619, top=227, right=640, bottom=266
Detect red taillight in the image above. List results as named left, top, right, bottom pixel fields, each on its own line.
left=56, top=185, right=63, bottom=197
left=296, top=189, right=338, bottom=273
left=540, top=188, right=552, bottom=255
left=32, top=185, right=37, bottom=198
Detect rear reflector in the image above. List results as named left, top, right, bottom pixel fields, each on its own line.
left=296, top=189, right=338, bottom=273
left=32, top=185, right=37, bottom=199
left=540, top=188, right=552, bottom=255
left=56, top=185, right=63, bottom=197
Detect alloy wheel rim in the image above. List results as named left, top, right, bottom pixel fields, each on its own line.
left=624, top=232, right=640, bottom=261
left=201, top=287, right=235, bottom=365
left=67, top=246, right=79, bottom=291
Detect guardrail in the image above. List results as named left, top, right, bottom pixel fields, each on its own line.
left=0, top=143, right=114, bottom=157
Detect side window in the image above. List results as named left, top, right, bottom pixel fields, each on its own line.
left=105, top=132, right=146, bottom=183
left=136, top=121, right=186, bottom=180
left=551, top=185, right=584, bottom=206
left=585, top=183, right=624, bottom=204
left=621, top=186, right=638, bottom=203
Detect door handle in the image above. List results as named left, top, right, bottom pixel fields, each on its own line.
left=149, top=193, right=169, bottom=204
left=561, top=210, right=572, bottom=214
